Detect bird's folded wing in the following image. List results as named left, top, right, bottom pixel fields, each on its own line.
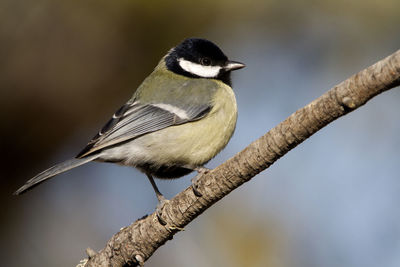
left=76, top=102, right=211, bottom=158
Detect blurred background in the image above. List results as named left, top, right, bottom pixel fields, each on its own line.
left=1, top=0, right=400, bottom=266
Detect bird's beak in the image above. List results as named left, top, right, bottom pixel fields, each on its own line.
left=224, top=60, right=246, bottom=71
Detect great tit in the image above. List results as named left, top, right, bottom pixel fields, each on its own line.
left=15, top=38, right=245, bottom=221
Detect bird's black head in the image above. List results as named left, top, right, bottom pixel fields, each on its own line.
left=165, top=38, right=245, bottom=86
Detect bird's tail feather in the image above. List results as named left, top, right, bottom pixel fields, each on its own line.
left=14, top=154, right=100, bottom=195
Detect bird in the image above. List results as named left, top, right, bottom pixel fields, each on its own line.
left=14, top=37, right=245, bottom=223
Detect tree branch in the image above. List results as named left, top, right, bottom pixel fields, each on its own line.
left=81, top=49, right=400, bottom=267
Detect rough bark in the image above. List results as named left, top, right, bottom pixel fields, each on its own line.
left=81, top=49, right=400, bottom=267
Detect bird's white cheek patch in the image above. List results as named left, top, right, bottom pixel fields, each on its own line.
left=178, top=58, right=221, bottom=78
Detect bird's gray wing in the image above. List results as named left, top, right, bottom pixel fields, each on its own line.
left=76, top=101, right=211, bottom=158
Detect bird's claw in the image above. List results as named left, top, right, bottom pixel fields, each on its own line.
left=191, top=167, right=210, bottom=197
left=191, top=175, right=203, bottom=197
left=155, top=196, right=169, bottom=225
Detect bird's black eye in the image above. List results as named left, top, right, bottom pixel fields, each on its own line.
left=200, top=57, right=211, bottom=66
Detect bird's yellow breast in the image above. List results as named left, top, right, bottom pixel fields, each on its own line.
left=135, top=80, right=237, bottom=167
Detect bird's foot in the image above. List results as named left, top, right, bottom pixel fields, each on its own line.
left=153, top=196, right=184, bottom=231
left=191, top=167, right=211, bottom=197
left=154, top=195, right=169, bottom=226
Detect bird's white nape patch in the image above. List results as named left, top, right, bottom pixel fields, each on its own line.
left=178, top=58, right=221, bottom=78
left=152, top=103, right=189, bottom=119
